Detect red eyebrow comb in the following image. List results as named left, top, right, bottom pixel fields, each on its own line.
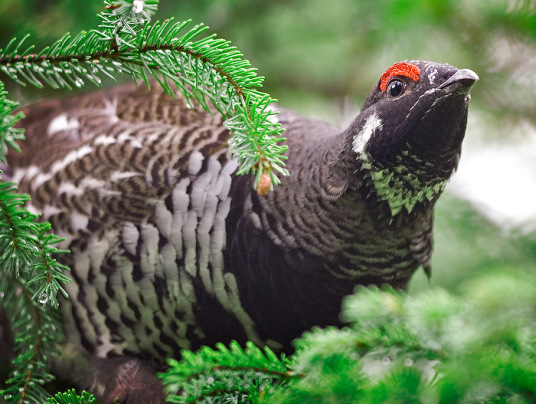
left=380, top=62, right=421, bottom=91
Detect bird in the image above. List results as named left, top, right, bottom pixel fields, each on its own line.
left=2, top=60, right=478, bottom=403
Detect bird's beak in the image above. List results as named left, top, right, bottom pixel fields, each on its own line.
left=439, top=68, right=479, bottom=95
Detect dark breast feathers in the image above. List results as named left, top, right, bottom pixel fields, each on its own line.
left=5, top=61, right=477, bottom=368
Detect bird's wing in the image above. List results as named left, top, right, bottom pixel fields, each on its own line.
left=7, top=83, right=253, bottom=358
left=8, top=83, right=231, bottom=227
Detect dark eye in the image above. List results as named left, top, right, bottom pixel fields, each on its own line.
left=388, top=80, right=406, bottom=98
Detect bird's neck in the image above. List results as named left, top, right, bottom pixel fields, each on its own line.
left=339, top=123, right=450, bottom=216
left=254, top=131, right=428, bottom=283
left=225, top=130, right=433, bottom=347
left=357, top=154, right=448, bottom=217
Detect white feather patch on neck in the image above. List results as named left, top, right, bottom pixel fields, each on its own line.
left=352, top=113, right=383, bottom=158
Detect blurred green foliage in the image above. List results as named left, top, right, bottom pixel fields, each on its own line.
left=2, top=0, right=535, bottom=117
left=265, top=271, right=536, bottom=403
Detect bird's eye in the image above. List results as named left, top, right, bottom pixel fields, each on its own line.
left=387, top=80, right=406, bottom=98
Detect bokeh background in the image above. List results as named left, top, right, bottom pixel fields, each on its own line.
left=1, top=0, right=535, bottom=294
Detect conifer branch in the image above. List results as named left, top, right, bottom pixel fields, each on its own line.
left=160, top=341, right=294, bottom=403
left=0, top=83, right=25, bottom=164
left=0, top=182, right=69, bottom=404
left=44, top=389, right=96, bottom=404
left=160, top=273, right=536, bottom=402
left=1, top=2, right=533, bottom=403
left=0, top=0, right=288, bottom=192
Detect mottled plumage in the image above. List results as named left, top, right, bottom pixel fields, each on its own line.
left=3, top=60, right=477, bottom=403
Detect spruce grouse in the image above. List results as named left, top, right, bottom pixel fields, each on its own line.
left=2, top=60, right=477, bottom=402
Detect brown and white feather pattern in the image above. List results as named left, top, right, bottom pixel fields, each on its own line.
left=9, top=85, right=267, bottom=359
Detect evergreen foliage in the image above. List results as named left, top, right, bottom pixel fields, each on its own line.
left=0, top=83, right=25, bottom=164
left=0, top=180, right=70, bottom=404
left=0, top=0, right=286, bottom=401
left=263, top=272, right=536, bottom=403
left=44, top=389, right=96, bottom=404
left=160, top=341, right=292, bottom=403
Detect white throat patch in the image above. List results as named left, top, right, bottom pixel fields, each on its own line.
left=352, top=113, right=383, bottom=157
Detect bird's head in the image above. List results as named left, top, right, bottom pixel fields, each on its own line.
left=348, top=60, right=478, bottom=215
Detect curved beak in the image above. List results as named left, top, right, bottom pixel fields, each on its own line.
left=439, top=68, right=479, bottom=95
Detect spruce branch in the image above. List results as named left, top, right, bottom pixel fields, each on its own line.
left=0, top=82, right=25, bottom=164
left=0, top=0, right=288, bottom=193
left=0, top=182, right=69, bottom=404
left=0, top=1, right=287, bottom=402
left=160, top=340, right=295, bottom=403
left=44, top=389, right=96, bottom=404
left=0, top=286, right=59, bottom=404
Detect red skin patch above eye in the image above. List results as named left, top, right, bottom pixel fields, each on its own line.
left=380, top=62, right=421, bottom=92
